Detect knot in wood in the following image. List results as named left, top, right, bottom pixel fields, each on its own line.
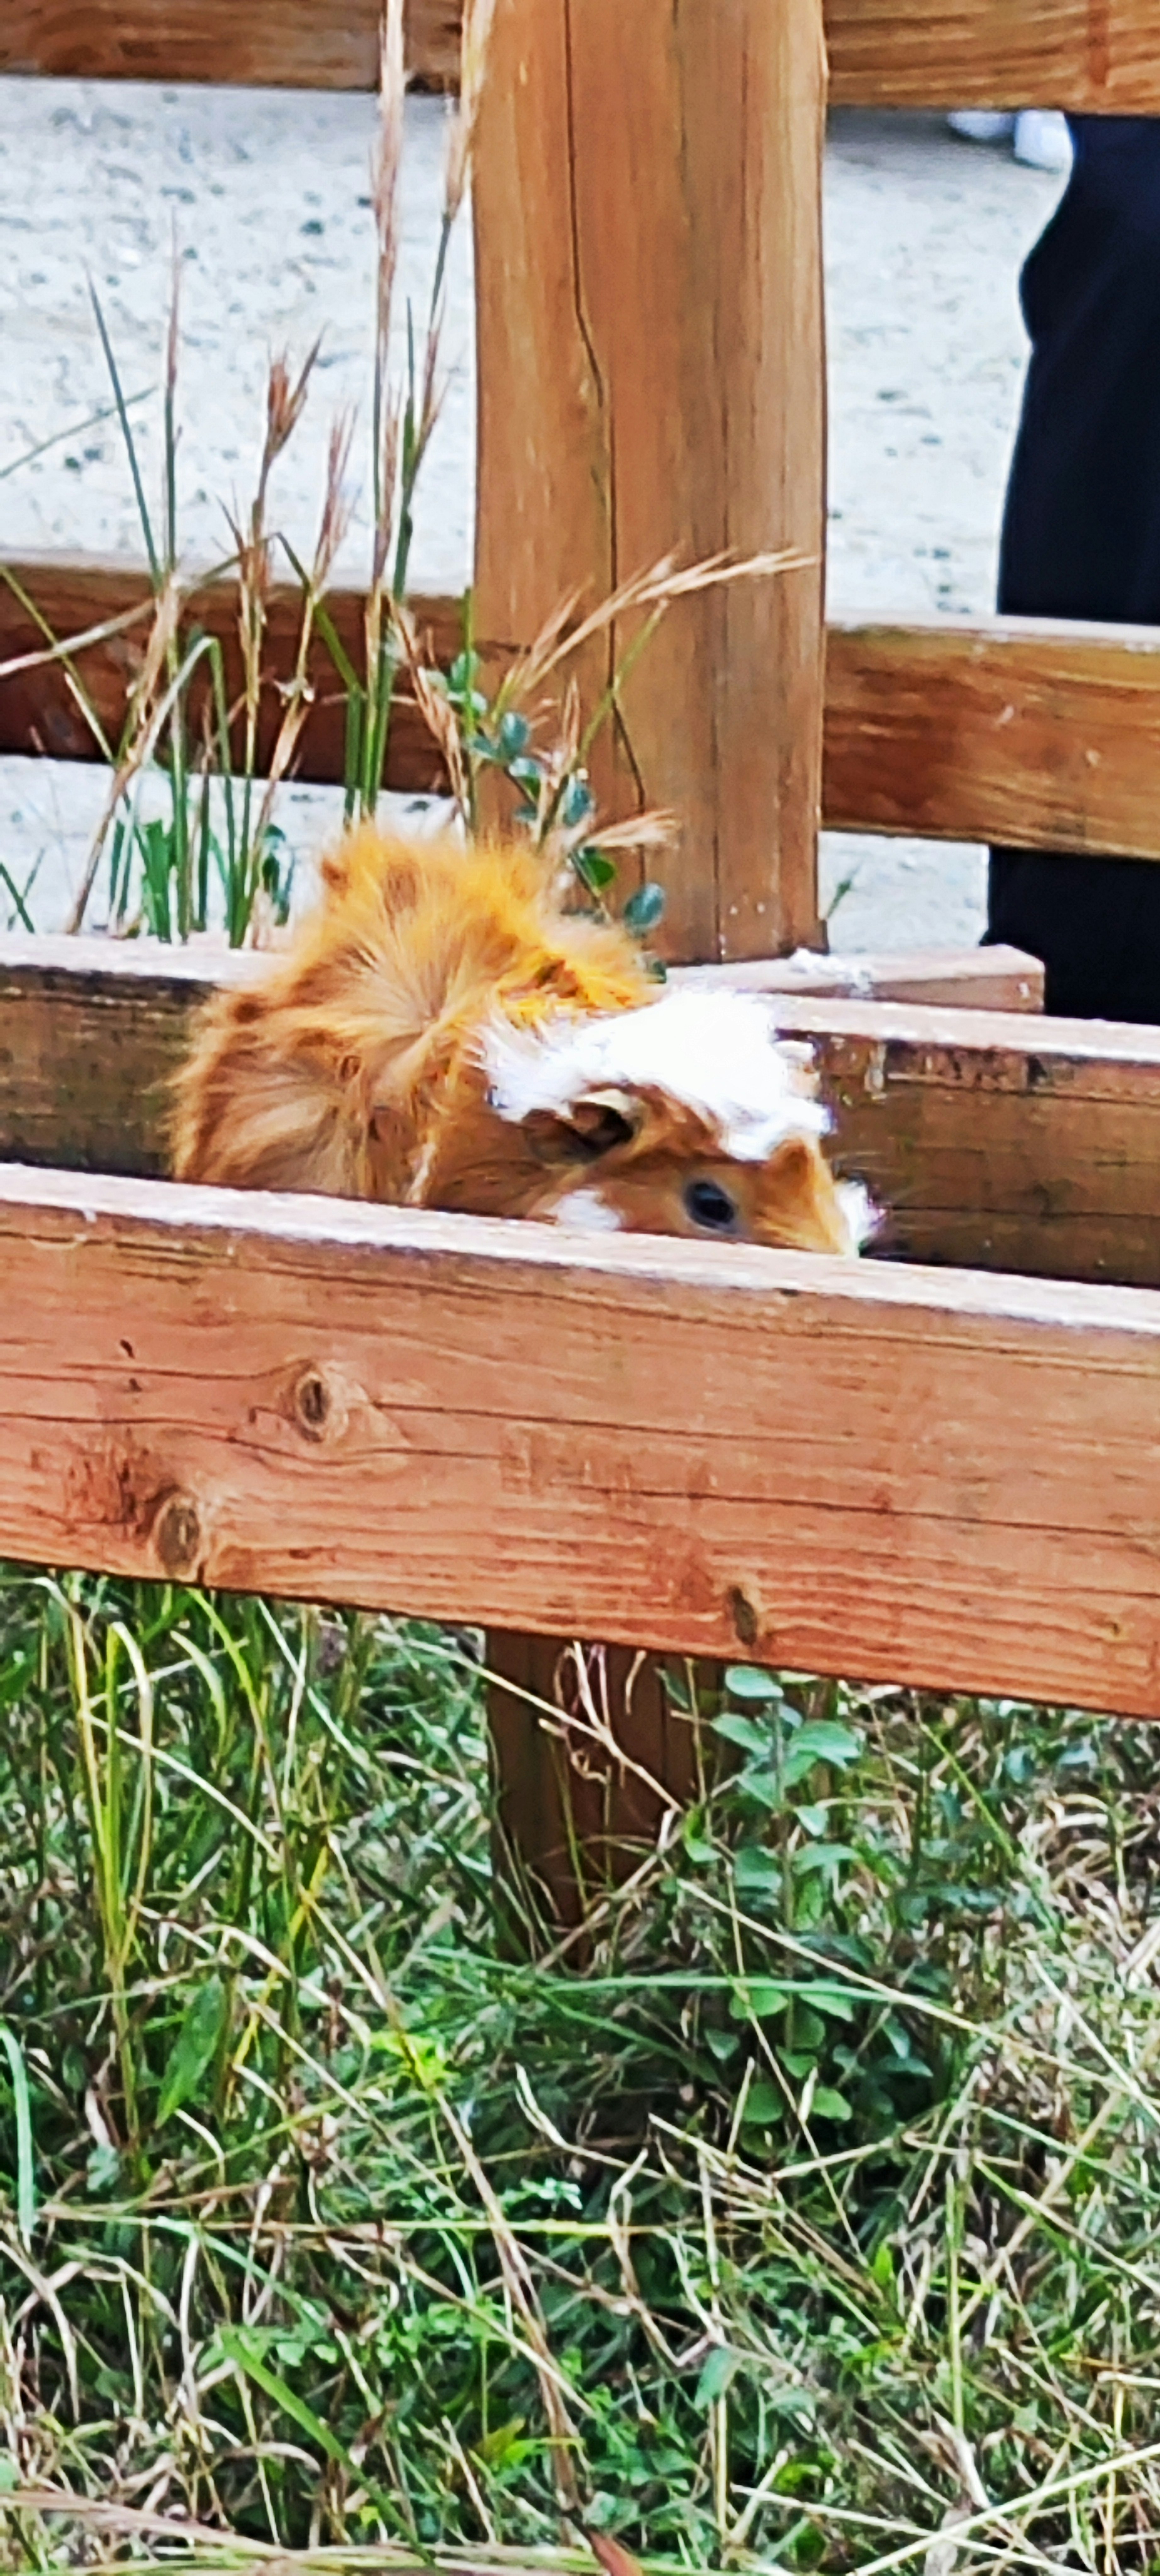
left=153, top=1491, right=203, bottom=1579
left=292, top=1365, right=346, bottom=1444
left=727, top=1585, right=759, bottom=1649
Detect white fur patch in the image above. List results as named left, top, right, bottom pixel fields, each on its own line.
left=838, top=1180, right=878, bottom=1253
left=482, top=990, right=828, bottom=1163
left=548, top=1188, right=624, bottom=1233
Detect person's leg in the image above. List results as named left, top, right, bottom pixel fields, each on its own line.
left=987, top=119, right=1160, bottom=1019
left=987, top=852, right=1160, bottom=1019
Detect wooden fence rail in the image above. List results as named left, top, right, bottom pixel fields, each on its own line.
left=8, top=935, right=1160, bottom=1285
left=2, top=1159, right=1159, bottom=1718
left=5, top=561, right=1160, bottom=865
left=4, top=0, right=1160, bottom=112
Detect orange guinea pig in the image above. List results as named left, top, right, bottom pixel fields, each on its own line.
left=171, top=824, right=872, bottom=1257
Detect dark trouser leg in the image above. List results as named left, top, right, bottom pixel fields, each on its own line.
left=984, top=118, right=1160, bottom=1020
left=988, top=847, right=1160, bottom=1022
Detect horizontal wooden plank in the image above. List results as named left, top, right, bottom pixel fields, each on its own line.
left=3, top=1162, right=1160, bottom=1716
left=824, top=617, right=1160, bottom=859
left=3, top=560, right=1157, bottom=864
left=4, top=0, right=1159, bottom=108
left=779, top=997, right=1160, bottom=1284
left=0, top=0, right=459, bottom=89
left=0, top=936, right=1042, bottom=1187
left=16, top=939, right=1160, bottom=1288
left=826, top=0, right=1160, bottom=109
left=0, top=557, right=462, bottom=799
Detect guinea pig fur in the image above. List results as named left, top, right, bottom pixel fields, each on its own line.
left=171, top=825, right=872, bottom=1258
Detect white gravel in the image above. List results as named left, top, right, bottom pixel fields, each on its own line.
left=0, top=83, right=1068, bottom=949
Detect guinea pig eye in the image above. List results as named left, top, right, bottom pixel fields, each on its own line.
left=683, top=1177, right=739, bottom=1235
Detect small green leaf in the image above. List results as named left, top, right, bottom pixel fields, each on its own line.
left=575, top=847, right=616, bottom=893
left=782, top=1718, right=864, bottom=1784
left=729, top=1978, right=792, bottom=2021
left=871, top=2239, right=895, bottom=2292
left=799, top=1983, right=857, bottom=2023
left=156, top=1974, right=227, bottom=2127
left=735, top=1766, right=783, bottom=1809
left=713, top=1711, right=772, bottom=1756
left=560, top=775, right=596, bottom=829
left=379, top=2027, right=449, bottom=2091
left=474, top=2415, right=528, bottom=2467
left=622, top=881, right=665, bottom=935
left=792, top=1841, right=858, bottom=1876
left=724, top=1665, right=785, bottom=1702
left=810, top=2085, right=853, bottom=2122
left=733, top=1846, right=780, bottom=1897
left=496, top=710, right=531, bottom=758
left=695, top=2345, right=740, bottom=2407
left=739, top=2078, right=782, bottom=2125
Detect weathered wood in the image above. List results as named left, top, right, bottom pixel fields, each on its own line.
left=7, top=565, right=1160, bottom=868
left=9, top=947, right=1090, bottom=1288
left=826, top=0, right=1160, bottom=108
left=0, top=558, right=461, bottom=798
left=778, top=997, right=1160, bottom=1286
left=825, top=617, right=1160, bottom=859
left=5, top=0, right=1160, bottom=109
left=3, top=1164, right=1160, bottom=1720
left=487, top=1631, right=704, bottom=1927
left=0, top=0, right=459, bottom=88
left=472, top=0, right=827, bottom=965
left=687, top=946, right=1043, bottom=1011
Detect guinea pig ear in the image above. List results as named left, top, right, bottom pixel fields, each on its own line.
left=520, top=1086, right=641, bottom=1167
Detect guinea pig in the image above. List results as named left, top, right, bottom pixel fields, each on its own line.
left=171, top=824, right=871, bottom=1257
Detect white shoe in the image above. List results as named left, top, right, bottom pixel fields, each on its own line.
left=947, top=111, right=1015, bottom=145
left=1013, top=110, right=1072, bottom=172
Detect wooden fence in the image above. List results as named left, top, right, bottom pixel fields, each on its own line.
left=3, top=0, right=1160, bottom=1911
left=4, top=0, right=1160, bottom=111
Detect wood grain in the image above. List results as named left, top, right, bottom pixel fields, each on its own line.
left=0, top=0, right=460, bottom=88
left=4, top=0, right=1159, bottom=108
left=0, top=940, right=1057, bottom=1230
left=774, top=997, right=1160, bottom=1286
left=0, top=557, right=462, bottom=799
left=472, top=0, right=827, bottom=965
left=6, top=564, right=1160, bottom=867
left=3, top=1163, right=1160, bottom=1717
left=825, top=618, right=1160, bottom=859
left=825, top=0, right=1160, bottom=109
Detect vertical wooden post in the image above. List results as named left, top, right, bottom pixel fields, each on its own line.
left=473, top=0, right=829, bottom=1916
left=473, top=0, right=828, bottom=966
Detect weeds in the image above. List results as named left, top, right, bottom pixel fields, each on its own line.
left=0, top=1572, right=1155, bottom=2568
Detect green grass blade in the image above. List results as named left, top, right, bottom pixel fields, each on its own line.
left=0, top=2024, right=35, bottom=2248
left=88, top=276, right=160, bottom=588
left=218, top=2327, right=420, bottom=2546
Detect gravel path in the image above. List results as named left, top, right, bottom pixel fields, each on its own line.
left=0, top=82, right=1068, bottom=948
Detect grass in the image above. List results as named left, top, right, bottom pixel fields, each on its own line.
left=0, top=1572, right=1156, bottom=2569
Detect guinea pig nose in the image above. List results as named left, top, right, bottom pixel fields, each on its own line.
left=683, top=1177, right=739, bottom=1235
